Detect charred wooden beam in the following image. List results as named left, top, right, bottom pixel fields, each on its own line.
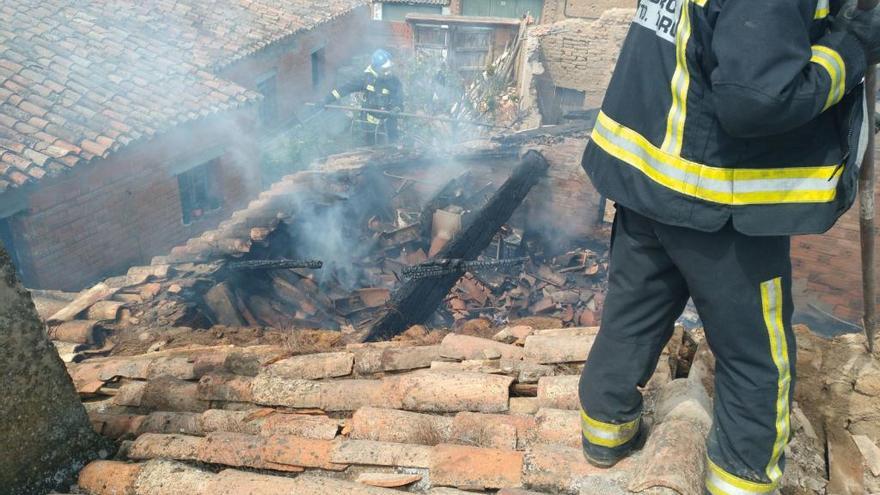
left=365, top=150, right=550, bottom=341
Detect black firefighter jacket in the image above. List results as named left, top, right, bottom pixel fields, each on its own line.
left=583, top=0, right=871, bottom=235
left=326, top=65, right=404, bottom=124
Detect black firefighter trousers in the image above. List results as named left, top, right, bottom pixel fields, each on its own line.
left=579, top=206, right=795, bottom=495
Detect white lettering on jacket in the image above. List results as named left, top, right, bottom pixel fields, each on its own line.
left=634, top=0, right=681, bottom=44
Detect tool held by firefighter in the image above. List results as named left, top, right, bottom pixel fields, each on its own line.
left=851, top=0, right=880, bottom=351
left=402, top=257, right=528, bottom=280
left=321, top=49, right=403, bottom=145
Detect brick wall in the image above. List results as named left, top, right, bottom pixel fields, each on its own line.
left=542, top=0, right=634, bottom=23
left=534, top=9, right=632, bottom=108
left=8, top=107, right=261, bottom=291
left=791, top=143, right=880, bottom=324
left=220, top=7, right=372, bottom=123
left=365, top=20, right=415, bottom=56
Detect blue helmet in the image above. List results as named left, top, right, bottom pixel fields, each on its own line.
left=371, top=49, right=393, bottom=76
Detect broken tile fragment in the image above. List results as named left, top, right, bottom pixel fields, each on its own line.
left=852, top=434, right=880, bottom=477
left=356, top=472, right=422, bottom=488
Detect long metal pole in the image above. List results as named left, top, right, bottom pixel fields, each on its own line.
left=306, top=103, right=509, bottom=129
left=859, top=0, right=878, bottom=352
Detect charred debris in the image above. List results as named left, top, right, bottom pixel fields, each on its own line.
left=44, top=124, right=608, bottom=352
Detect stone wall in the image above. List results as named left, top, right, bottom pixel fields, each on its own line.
left=533, top=9, right=632, bottom=108
left=0, top=248, right=108, bottom=493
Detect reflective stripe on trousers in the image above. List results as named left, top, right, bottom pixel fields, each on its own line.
left=706, top=277, right=791, bottom=495
left=580, top=407, right=640, bottom=448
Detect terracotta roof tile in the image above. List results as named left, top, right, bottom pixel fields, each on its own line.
left=0, top=0, right=365, bottom=192
left=67, top=328, right=781, bottom=494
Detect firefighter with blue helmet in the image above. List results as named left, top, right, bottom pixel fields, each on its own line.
left=323, top=49, right=404, bottom=145
left=576, top=0, right=880, bottom=493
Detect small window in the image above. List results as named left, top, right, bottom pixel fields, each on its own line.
left=311, top=48, right=325, bottom=89
left=257, top=73, right=278, bottom=125
left=177, top=160, right=222, bottom=225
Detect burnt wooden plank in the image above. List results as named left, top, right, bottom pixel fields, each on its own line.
left=365, top=150, right=549, bottom=341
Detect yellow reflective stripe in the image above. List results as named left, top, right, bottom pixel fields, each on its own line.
left=331, top=89, right=341, bottom=99
left=366, top=114, right=381, bottom=124
left=382, top=88, right=390, bottom=95
left=694, top=0, right=707, bottom=6
left=365, top=66, right=378, bottom=76
left=591, top=112, right=842, bottom=205
left=580, top=408, right=640, bottom=448
left=661, top=0, right=694, bottom=155
left=706, top=458, right=777, bottom=495
left=366, top=84, right=376, bottom=92
left=760, top=277, right=790, bottom=484
left=814, top=0, right=829, bottom=19
left=811, top=45, right=846, bottom=111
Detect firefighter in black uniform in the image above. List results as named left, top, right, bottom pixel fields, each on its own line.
left=577, top=0, right=880, bottom=493
left=323, top=49, right=404, bottom=145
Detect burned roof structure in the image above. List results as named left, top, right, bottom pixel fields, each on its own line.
left=25, top=108, right=878, bottom=495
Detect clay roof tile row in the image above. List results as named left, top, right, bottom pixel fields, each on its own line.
left=0, top=0, right=366, bottom=193
left=71, top=326, right=720, bottom=494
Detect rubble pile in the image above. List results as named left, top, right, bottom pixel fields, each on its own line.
left=38, top=132, right=605, bottom=359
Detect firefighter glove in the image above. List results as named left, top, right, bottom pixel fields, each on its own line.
left=833, top=0, right=880, bottom=64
